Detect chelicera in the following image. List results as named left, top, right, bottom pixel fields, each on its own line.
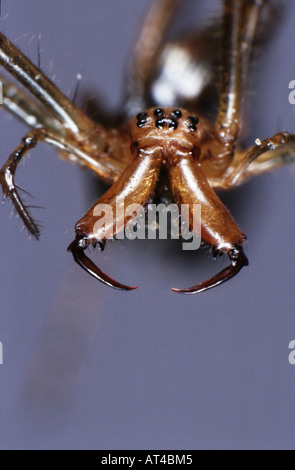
left=0, top=0, right=294, bottom=294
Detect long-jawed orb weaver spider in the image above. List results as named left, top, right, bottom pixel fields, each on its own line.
left=0, top=0, right=294, bottom=294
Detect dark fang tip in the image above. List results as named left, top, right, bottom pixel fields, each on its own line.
left=154, top=108, right=164, bottom=116
left=67, top=236, right=137, bottom=291
left=171, top=247, right=248, bottom=294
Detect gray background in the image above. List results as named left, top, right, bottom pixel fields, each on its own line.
left=0, top=0, right=295, bottom=450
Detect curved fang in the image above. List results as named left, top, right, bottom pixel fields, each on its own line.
left=171, top=247, right=249, bottom=294
left=67, top=236, right=137, bottom=291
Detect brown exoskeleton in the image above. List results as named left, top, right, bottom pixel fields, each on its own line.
left=0, top=0, right=294, bottom=294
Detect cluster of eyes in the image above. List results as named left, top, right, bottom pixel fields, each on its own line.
left=136, top=108, right=199, bottom=132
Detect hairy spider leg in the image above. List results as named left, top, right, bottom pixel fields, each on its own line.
left=0, top=128, right=47, bottom=237
left=0, top=33, right=133, bottom=183
left=222, top=133, right=295, bottom=188
left=200, top=0, right=266, bottom=177
left=0, top=74, right=62, bottom=133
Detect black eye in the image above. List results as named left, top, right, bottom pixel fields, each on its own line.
left=188, top=124, right=197, bottom=132
left=136, top=112, right=147, bottom=121
left=189, top=115, right=199, bottom=125
left=172, top=109, right=182, bottom=119
left=136, top=112, right=148, bottom=127
left=154, top=108, right=164, bottom=117
left=187, top=115, right=199, bottom=132
left=156, top=118, right=165, bottom=128
left=168, top=119, right=178, bottom=129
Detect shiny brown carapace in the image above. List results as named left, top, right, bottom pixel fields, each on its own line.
left=0, top=0, right=294, bottom=294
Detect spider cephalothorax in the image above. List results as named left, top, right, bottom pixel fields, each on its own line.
left=0, top=0, right=294, bottom=294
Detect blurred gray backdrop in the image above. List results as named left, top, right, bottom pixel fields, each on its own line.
left=0, top=0, right=295, bottom=450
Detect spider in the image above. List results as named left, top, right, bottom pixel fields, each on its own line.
left=0, top=0, right=294, bottom=294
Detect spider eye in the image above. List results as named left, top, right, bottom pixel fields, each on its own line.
left=136, top=112, right=148, bottom=127
left=168, top=119, right=178, bottom=129
left=156, top=118, right=165, bottom=128
left=187, top=115, right=199, bottom=132
left=154, top=108, right=164, bottom=117
left=171, top=109, right=182, bottom=119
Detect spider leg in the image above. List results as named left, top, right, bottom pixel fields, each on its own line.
left=0, top=74, right=63, bottom=134
left=0, top=128, right=47, bottom=238
left=202, top=0, right=265, bottom=168
left=0, top=126, right=88, bottom=237
left=0, top=32, right=91, bottom=134
left=125, top=0, right=181, bottom=115
left=212, top=132, right=295, bottom=189
left=68, top=146, right=163, bottom=290
left=0, top=33, right=133, bottom=183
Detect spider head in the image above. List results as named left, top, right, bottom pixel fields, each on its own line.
left=130, top=107, right=202, bottom=153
